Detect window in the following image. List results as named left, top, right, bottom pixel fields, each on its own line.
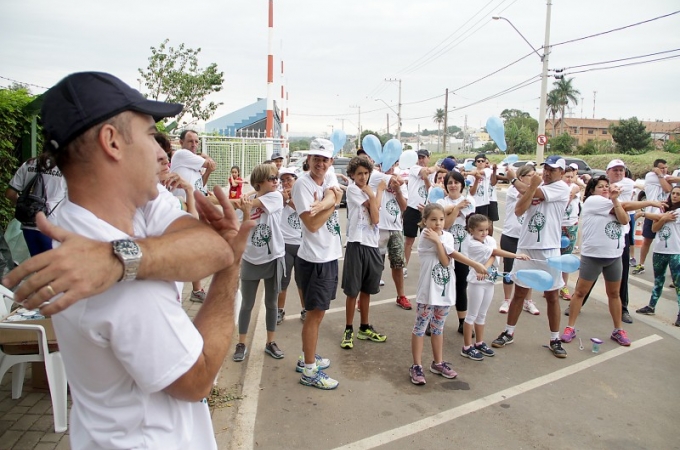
left=587, top=129, right=594, bottom=134
left=602, top=130, right=608, bottom=135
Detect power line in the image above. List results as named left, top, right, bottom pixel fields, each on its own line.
left=565, top=54, right=680, bottom=76
left=0, top=75, right=49, bottom=90
left=560, top=48, right=680, bottom=70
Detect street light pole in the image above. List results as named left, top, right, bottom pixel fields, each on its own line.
left=350, top=105, right=361, bottom=149
left=493, top=0, right=552, bottom=163
left=385, top=78, right=402, bottom=141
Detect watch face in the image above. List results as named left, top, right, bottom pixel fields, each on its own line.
left=115, top=240, right=140, bottom=258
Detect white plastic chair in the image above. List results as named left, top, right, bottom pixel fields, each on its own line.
left=0, top=285, right=68, bottom=433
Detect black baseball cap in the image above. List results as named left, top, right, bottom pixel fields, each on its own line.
left=41, top=72, right=183, bottom=151
left=417, top=149, right=430, bottom=157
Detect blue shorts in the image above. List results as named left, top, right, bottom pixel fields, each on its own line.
left=642, top=218, right=656, bottom=240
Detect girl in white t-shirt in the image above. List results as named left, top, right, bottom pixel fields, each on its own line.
left=559, top=165, right=581, bottom=301
left=409, top=204, right=486, bottom=386
left=636, top=185, right=680, bottom=326
left=234, top=164, right=286, bottom=362
left=461, top=214, right=529, bottom=361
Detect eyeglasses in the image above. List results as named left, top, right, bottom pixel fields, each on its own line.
left=267, top=175, right=278, bottom=182
left=475, top=159, right=485, bottom=163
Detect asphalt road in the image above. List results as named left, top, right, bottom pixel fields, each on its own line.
left=214, top=185, right=680, bottom=450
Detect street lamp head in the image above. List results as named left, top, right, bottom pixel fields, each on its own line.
left=492, top=16, right=501, bottom=20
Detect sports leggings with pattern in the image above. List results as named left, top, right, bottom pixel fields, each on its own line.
left=649, top=253, right=680, bottom=309
left=412, top=304, right=450, bottom=337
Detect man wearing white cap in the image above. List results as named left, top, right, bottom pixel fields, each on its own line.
left=291, top=138, right=344, bottom=389
left=492, top=155, right=570, bottom=358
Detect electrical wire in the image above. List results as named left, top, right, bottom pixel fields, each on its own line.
left=565, top=54, right=680, bottom=76
left=0, top=75, right=49, bottom=90
left=559, top=48, right=680, bottom=70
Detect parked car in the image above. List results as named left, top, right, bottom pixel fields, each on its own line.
left=497, top=160, right=537, bottom=180
left=563, top=157, right=606, bottom=178
left=332, top=157, right=351, bottom=206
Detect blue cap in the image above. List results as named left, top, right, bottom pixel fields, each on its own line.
left=541, top=155, right=566, bottom=170
left=441, top=158, right=457, bottom=171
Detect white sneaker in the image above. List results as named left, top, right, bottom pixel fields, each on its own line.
left=523, top=299, right=540, bottom=315
left=379, top=279, right=385, bottom=286
left=403, top=268, right=408, bottom=279
left=499, top=299, right=510, bottom=314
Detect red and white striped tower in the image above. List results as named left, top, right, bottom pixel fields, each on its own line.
left=265, top=0, right=274, bottom=156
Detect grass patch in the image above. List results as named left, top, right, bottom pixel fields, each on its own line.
left=208, top=386, right=244, bottom=409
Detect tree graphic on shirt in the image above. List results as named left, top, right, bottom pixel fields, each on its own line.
left=518, top=214, right=525, bottom=225
left=527, top=212, right=546, bottom=242
left=252, top=223, right=272, bottom=254
left=288, top=212, right=301, bottom=236
left=450, top=224, right=467, bottom=251
left=326, top=211, right=341, bottom=236
left=432, top=263, right=451, bottom=296
left=418, top=186, right=427, bottom=201
left=565, top=203, right=573, bottom=218
left=386, top=198, right=400, bottom=224
left=604, top=221, right=623, bottom=249
left=659, top=225, right=671, bottom=249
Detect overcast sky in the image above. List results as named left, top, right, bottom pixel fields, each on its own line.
left=2, top=0, right=679, bottom=137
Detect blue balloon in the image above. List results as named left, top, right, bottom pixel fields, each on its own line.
left=428, top=187, right=446, bottom=204
left=464, top=160, right=475, bottom=171
left=361, top=135, right=382, bottom=164
left=330, top=130, right=346, bottom=157
left=546, top=254, right=581, bottom=273
left=516, top=269, right=554, bottom=291
left=502, top=154, right=519, bottom=165
left=560, top=236, right=571, bottom=249
left=486, top=116, right=507, bottom=152
left=381, top=139, right=403, bottom=172
left=399, top=150, right=418, bottom=170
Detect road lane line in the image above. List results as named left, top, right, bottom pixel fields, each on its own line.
left=284, top=295, right=417, bottom=320
left=332, top=334, right=663, bottom=450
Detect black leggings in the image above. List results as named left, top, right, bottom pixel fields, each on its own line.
left=454, top=260, right=469, bottom=312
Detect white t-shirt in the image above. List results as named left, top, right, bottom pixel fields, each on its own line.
left=612, top=177, right=636, bottom=204
left=654, top=210, right=680, bottom=254
left=672, top=169, right=680, bottom=187
left=416, top=231, right=456, bottom=306
left=243, top=190, right=285, bottom=265
left=379, top=180, right=407, bottom=231
left=465, top=236, right=498, bottom=284
left=562, top=184, right=581, bottom=227
left=50, top=198, right=215, bottom=450
left=467, top=168, right=492, bottom=207
left=437, top=195, right=475, bottom=252
left=407, top=165, right=429, bottom=209
left=9, top=159, right=67, bottom=229
left=346, top=183, right=379, bottom=247
left=171, top=149, right=206, bottom=197
left=292, top=173, right=343, bottom=263
left=280, top=204, right=302, bottom=245
left=644, top=172, right=669, bottom=213
left=502, top=186, right=523, bottom=239
left=490, top=173, right=498, bottom=202
left=518, top=180, right=570, bottom=250
left=580, top=195, right=626, bottom=258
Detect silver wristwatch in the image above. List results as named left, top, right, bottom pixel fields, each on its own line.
left=112, top=239, right=142, bottom=281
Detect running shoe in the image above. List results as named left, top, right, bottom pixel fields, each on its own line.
left=190, top=289, right=207, bottom=302
left=379, top=279, right=385, bottom=286
left=559, top=287, right=572, bottom=300
left=396, top=296, right=412, bottom=310
left=611, top=329, right=631, bottom=346
left=549, top=339, right=567, bottom=358
left=629, top=257, right=637, bottom=267
left=492, top=331, right=514, bottom=348
left=631, top=264, right=645, bottom=275
left=409, top=364, right=426, bottom=385
left=233, top=343, right=247, bottom=362
left=300, top=309, right=306, bottom=322
left=265, top=341, right=284, bottom=359
left=499, top=299, right=510, bottom=314
left=523, top=299, right=540, bottom=315
left=429, top=361, right=458, bottom=379
left=357, top=325, right=387, bottom=342
left=296, top=354, right=331, bottom=373
left=403, top=268, right=408, bottom=279
left=460, top=346, right=484, bottom=361
left=636, top=305, right=655, bottom=315
left=621, top=311, right=633, bottom=324
left=276, top=308, right=285, bottom=325
left=474, top=342, right=495, bottom=357
left=300, top=368, right=338, bottom=390
left=561, top=326, right=576, bottom=343
left=340, top=329, right=354, bottom=349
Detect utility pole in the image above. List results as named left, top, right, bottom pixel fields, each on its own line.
left=350, top=105, right=361, bottom=148
left=463, top=115, right=468, bottom=153
left=417, top=124, right=421, bottom=149
left=536, top=0, right=552, bottom=163
left=592, top=91, right=597, bottom=119
left=442, top=88, right=449, bottom=153
left=336, top=118, right=346, bottom=131
left=385, top=78, right=402, bottom=141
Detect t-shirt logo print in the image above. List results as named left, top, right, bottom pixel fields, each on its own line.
left=658, top=225, right=671, bottom=248
left=288, top=212, right=301, bottom=230
left=194, top=178, right=207, bottom=195
left=565, top=203, right=573, bottom=218
left=326, top=211, right=341, bottom=236
left=252, top=223, right=273, bottom=254
left=432, top=263, right=451, bottom=296
left=418, top=186, right=427, bottom=200
left=450, top=224, right=467, bottom=251
left=604, top=221, right=623, bottom=249
left=527, top=212, right=547, bottom=242
left=386, top=199, right=400, bottom=224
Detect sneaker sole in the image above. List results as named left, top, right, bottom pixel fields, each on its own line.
left=299, top=377, right=338, bottom=390
left=499, top=309, right=509, bottom=314
left=265, top=349, right=285, bottom=359
left=460, top=351, right=483, bottom=361
left=523, top=308, right=540, bottom=315
left=357, top=334, right=386, bottom=342
left=396, top=303, right=412, bottom=310
left=636, top=310, right=655, bottom=315
left=611, top=336, right=631, bottom=346
left=340, top=341, right=354, bottom=349
left=410, top=378, right=426, bottom=385
left=491, top=339, right=513, bottom=348
left=429, top=368, right=458, bottom=379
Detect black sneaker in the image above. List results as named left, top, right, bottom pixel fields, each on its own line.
left=233, top=343, right=247, bottom=362
left=636, top=305, right=655, bottom=315
left=277, top=308, right=285, bottom=325
left=549, top=339, right=567, bottom=358
left=491, top=331, right=514, bottom=348
left=300, top=309, right=306, bottom=322
left=675, top=314, right=680, bottom=327
left=460, top=346, right=484, bottom=361
left=475, top=342, right=495, bottom=357
left=621, top=311, right=633, bottom=324
left=265, top=341, right=284, bottom=359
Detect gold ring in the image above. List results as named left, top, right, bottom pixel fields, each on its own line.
left=46, top=284, right=56, bottom=298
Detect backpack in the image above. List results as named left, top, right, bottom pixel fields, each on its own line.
left=14, top=171, right=49, bottom=227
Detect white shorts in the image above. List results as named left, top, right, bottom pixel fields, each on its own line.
left=512, top=248, right=564, bottom=291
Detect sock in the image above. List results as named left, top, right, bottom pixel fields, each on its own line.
left=360, top=324, right=369, bottom=332
left=304, top=363, right=316, bottom=375
left=550, top=332, right=559, bottom=341
left=463, top=345, right=471, bottom=350
left=613, top=328, right=622, bottom=332
left=345, top=325, right=354, bottom=331
left=505, top=325, right=516, bottom=335
left=475, top=341, right=484, bottom=346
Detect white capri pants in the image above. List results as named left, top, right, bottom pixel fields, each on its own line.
left=465, top=282, right=495, bottom=325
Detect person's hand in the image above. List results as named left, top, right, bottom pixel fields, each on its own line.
left=332, top=186, right=343, bottom=205
left=506, top=168, right=516, bottom=180
left=239, top=196, right=253, bottom=217
left=2, top=213, right=123, bottom=315
left=194, top=186, right=254, bottom=264
left=309, top=192, right=323, bottom=216
left=389, top=175, right=403, bottom=188
left=282, top=188, right=292, bottom=203
left=651, top=201, right=666, bottom=212
left=421, top=228, right=440, bottom=243
left=653, top=167, right=664, bottom=177
left=492, top=164, right=497, bottom=172
left=515, top=253, right=530, bottom=261
left=162, top=172, right=181, bottom=191
left=609, top=185, right=621, bottom=201
left=473, top=262, right=487, bottom=280
left=417, top=204, right=425, bottom=212
left=529, top=172, right=543, bottom=188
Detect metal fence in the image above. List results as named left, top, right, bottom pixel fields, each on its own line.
left=199, top=136, right=286, bottom=189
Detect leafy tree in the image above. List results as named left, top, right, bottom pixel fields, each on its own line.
left=290, top=139, right=310, bottom=151
left=549, top=132, right=576, bottom=155
left=431, top=263, right=451, bottom=296
left=447, top=125, right=461, bottom=134
left=552, top=77, right=581, bottom=134
left=604, top=221, right=623, bottom=249
left=433, top=109, right=445, bottom=151
left=139, top=39, right=224, bottom=125
left=528, top=212, right=546, bottom=242
left=479, top=141, right=496, bottom=153
left=505, top=121, right=535, bottom=155
left=251, top=223, right=272, bottom=254
left=546, top=90, right=561, bottom=137
left=576, top=139, right=615, bottom=155
left=663, top=139, right=680, bottom=154
left=500, top=109, right=531, bottom=121
left=610, top=117, right=652, bottom=155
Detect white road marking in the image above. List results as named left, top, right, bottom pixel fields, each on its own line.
left=332, top=334, right=663, bottom=450
left=284, top=294, right=418, bottom=320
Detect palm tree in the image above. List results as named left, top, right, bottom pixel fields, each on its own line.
left=552, top=77, right=581, bottom=134
left=546, top=89, right=561, bottom=137
left=433, top=108, right=445, bottom=151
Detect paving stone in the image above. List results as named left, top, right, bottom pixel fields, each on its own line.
left=8, top=405, right=30, bottom=415
left=18, top=392, right=44, bottom=407
left=0, top=430, right=22, bottom=450
left=54, top=436, right=71, bottom=449
left=29, top=415, right=54, bottom=432
left=0, top=412, right=23, bottom=421
left=40, top=432, right=64, bottom=443
left=28, top=400, right=52, bottom=415
left=10, top=413, right=39, bottom=431
left=11, top=430, right=43, bottom=449
left=33, top=443, right=57, bottom=450
left=0, top=420, right=11, bottom=435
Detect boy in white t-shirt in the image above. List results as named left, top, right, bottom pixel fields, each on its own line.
left=340, top=157, right=387, bottom=349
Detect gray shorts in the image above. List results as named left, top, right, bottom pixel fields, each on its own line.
left=579, top=255, right=622, bottom=282
left=341, top=242, right=384, bottom=297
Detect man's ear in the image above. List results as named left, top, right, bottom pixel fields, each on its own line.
left=98, top=123, right=124, bottom=161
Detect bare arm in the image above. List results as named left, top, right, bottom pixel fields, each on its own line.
left=609, top=187, right=630, bottom=225
left=450, top=251, right=487, bottom=279
left=299, top=188, right=343, bottom=233
left=422, top=229, right=451, bottom=266
left=651, top=211, right=678, bottom=233
left=515, top=172, right=543, bottom=217
left=164, top=186, right=255, bottom=401
left=4, top=187, right=18, bottom=206
left=391, top=177, right=407, bottom=212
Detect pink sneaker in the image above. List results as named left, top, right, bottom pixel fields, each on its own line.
left=611, top=329, right=631, bottom=346
left=561, top=326, right=576, bottom=343
left=429, top=361, right=458, bottom=379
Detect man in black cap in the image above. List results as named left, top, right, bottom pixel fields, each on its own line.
left=2, top=72, right=252, bottom=449
left=271, top=152, right=285, bottom=170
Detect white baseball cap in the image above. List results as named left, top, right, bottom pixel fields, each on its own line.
left=541, top=155, right=566, bottom=170
left=606, top=159, right=626, bottom=170
left=308, top=138, right=334, bottom=158
left=278, top=167, right=297, bottom=178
